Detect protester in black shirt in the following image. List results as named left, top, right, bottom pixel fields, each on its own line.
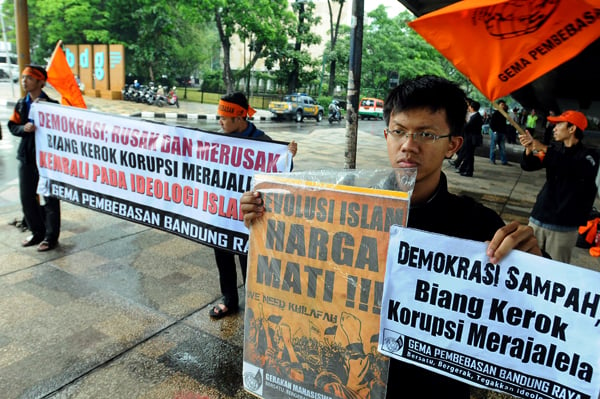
left=240, top=75, right=542, bottom=398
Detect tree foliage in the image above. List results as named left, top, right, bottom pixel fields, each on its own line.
left=1, top=1, right=489, bottom=103
left=202, top=0, right=296, bottom=94
left=4, top=0, right=216, bottom=86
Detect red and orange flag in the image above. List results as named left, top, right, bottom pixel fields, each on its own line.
left=47, top=41, right=87, bottom=108
left=409, top=0, right=600, bottom=100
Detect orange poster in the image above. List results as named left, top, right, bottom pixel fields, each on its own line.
left=409, top=0, right=600, bottom=100
left=242, top=170, right=414, bottom=399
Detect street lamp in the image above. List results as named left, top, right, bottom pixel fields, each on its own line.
left=0, top=3, right=15, bottom=97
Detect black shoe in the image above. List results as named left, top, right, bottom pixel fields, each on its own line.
left=460, top=172, right=473, bottom=177
left=22, top=235, right=43, bottom=247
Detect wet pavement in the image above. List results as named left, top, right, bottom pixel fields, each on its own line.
left=0, top=82, right=598, bottom=399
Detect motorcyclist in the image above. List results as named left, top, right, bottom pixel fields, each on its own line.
left=168, top=86, right=180, bottom=108
left=328, top=100, right=341, bottom=120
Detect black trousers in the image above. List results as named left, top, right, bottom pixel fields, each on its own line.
left=19, top=161, right=61, bottom=243
left=458, top=137, right=476, bottom=175
left=213, top=248, right=247, bottom=310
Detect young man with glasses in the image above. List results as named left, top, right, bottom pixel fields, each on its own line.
left=240, top=75, right=542, bottom=397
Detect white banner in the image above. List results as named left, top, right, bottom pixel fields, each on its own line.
left=32, top=102, right=293, bottom=253
left=380, top=226, right=600, bottom=399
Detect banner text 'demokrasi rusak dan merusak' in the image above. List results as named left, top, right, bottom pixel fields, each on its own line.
left=242, top=170, right=416, bottom=399
left=32, top=101, right=293, bottom=253
left=380, top=226, right=600, bottom=399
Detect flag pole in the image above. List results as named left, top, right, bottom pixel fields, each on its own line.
left=47, top=39, right=63, bottom=69
left=492, top=100, right=526, bottom=137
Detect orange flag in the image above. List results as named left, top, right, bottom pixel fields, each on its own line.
left=47, top=41, right=87, bottom=108
left=409, top=0, right=600, bottom=100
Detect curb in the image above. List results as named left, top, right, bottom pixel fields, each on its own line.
left=129, top=111, right=272, bottom=122
left=0, top=98, right=274, bottom=122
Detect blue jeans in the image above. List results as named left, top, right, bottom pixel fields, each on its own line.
left=489, top=131, right=507, bottom=164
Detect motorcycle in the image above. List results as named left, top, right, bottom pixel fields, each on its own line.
left=157, top=87, right=180, bottom=108
left=328, top=102, right=342, bottom=124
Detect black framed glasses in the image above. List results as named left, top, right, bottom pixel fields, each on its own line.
left=384, top=128, right=452, bottom=143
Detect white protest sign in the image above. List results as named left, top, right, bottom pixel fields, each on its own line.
left=380, top=226, right=600, bottom=399
left=32, top=101, right=292, bottom=253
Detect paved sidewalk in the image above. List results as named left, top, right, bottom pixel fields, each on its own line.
left=0, top=83, right=598, bottom=399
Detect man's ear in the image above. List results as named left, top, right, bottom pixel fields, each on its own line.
left=446, top=135, right=463, bottom=158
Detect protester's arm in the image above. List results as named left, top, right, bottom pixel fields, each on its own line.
left=486, top=221, right=543, bottom=263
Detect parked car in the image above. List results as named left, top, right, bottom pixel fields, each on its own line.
left=358, top=97, right=384, bottom=120
left=269, top=93, right=323, bottom=122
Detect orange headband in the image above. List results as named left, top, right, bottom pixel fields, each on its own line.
left=218, top=99, right=256, bottom=118
left=22, top=66, right=46, bottom=81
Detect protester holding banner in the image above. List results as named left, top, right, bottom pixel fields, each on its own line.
left=8, top=65, right=61, bottom=252
left=519, top=110, right=599, bottom=263
left=241, top=75, right=543, bottom=397
left=210, top=91, right=297, bottom=319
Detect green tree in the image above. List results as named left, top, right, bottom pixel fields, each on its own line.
left=5, top=0, right=215, bottom=86
left=279, top=0, right=321, bottom=93
left=204, top=0, right=295, bottom=94
left=359, top=8, right=447, bottom=98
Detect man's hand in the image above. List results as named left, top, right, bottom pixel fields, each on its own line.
left=23, top=122, right=36, bottom=133
left=241, top=191, right=265, bottom=228
left=288, top=140, right=298, bottom=157
left=486, top=221, right=542, bottom=263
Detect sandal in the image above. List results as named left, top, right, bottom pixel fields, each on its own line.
left=37, top=240, right=57, bottom=252
left=209, top=304, right=238, bottom=319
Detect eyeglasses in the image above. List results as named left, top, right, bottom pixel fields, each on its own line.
left=384, top=128, right=452, bottom=143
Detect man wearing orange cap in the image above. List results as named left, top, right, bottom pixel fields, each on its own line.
left=210, top=92, right=297, bottom=318
left=519, top=110, right=599, bottom=263
left=8, top=65, right=61, bottom=252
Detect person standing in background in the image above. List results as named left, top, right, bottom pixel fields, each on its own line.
left=489, top=100, right=509, bottom=165
left=457, top=100, right=483, bottom=177
left=8, top=65, right=61, bottom=251
left=543, top=110, right=556, bottom=144
left=526, top=108, right=539, bottom=131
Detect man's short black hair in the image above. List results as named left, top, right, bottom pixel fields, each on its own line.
left=471, top=101, right=481, bottom=112
left=221, top=91, right=249, bottom=110
left=384, top=75, right=468, bottom=137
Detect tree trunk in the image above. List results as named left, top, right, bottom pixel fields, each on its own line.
left=328, top=59, right=337, bottom=96
left=215, top=9, right=234, bottom=94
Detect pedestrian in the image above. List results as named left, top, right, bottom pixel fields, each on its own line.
left=489, top=99, right=509, bottom=165
left=209, top=91, right=297, bottom=319
left=543, top=110, right=556, bottom=145
left=8, top=64, right=61, bottom=251
left=447, top=98, right=472, bottom=171
left=505, top=107, right=519, bottom=144
left=526, top=108, right=539, bottom=130
left=457, top=100, right=483, bottom=177
left=519, top=110, right=599, bottom=263
left=240, top=75, right=542, bottom=398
